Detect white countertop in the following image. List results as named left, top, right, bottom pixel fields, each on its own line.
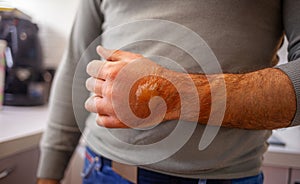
left=0, top=105, right=300, bottom=169
left=0, top=105, right=48, bottom=159
left=264, top=126, right=300, bottom=168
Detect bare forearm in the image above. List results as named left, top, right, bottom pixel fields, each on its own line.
left=173, top=68, right=296, bottom=130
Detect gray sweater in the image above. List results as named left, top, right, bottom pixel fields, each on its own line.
left=38, top=0, right=300, bottom=180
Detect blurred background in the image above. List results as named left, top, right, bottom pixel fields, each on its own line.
left=5, top=0, right=80, bottom=68
left=0, top=0, right=80, bottom=106
left=0, top=1, right=82, bottom=184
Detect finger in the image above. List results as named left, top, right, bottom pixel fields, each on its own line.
left=85, top=95, right=115, bottom=115
left=97, top=45, right=143, bottom=62
left=96, top=115, right=129, bottom=128
left=96, top=45, right=117, bottom=61
left=86, top=77, right=105, bottom=95
left=86, top=60, right=103, bottom=78
left=86, top=60, right=112, bottom=79
left=85, top=95, right=100, bottom=113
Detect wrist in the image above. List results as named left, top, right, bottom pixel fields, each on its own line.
left=37, top=178, right=60, bottom=184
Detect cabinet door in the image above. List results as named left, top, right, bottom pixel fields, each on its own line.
left=291, top=169, right=300, bottom=184
left=262, top=166, right=289, bottom=184
left=0, top=147, right=39, bottom=184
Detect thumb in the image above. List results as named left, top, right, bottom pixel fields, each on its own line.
left=97, top=45, right=143, bottom=62
left=96, top=45, right=116, bottom=61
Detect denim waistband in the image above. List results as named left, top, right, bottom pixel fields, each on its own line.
left=85, top=146, right=263, bottom=184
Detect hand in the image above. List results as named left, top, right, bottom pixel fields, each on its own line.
left=85, top=46, right=182, bottom=128
left=36, top=179, right=60, bottom=184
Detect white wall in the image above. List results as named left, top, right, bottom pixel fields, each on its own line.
left=277, top=37, right=288, bottom=65
left=10, top=0, right=81, bottom=68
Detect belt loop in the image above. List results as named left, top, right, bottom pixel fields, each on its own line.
left=94, top=156, right=101, bottom=171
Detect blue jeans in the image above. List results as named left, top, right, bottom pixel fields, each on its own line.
left=82, top=147, right=264, bottom=184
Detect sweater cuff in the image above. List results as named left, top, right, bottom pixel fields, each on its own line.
left=37, top=148, right=73, bottom=180
left=276, top=59, right=300, bottom=126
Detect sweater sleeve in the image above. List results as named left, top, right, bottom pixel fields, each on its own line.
left=276, top=0, right=300, bottom=126
left=37, top=0, right=103, bottom=180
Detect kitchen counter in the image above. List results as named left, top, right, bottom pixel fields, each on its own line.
left=0, top=105, right=48, bottom=159
left=264, top=126, right=300, bottom=168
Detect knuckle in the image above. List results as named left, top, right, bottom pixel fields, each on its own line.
left=102, top=82, right=110, bottom=96
left=134, top=53, right=143, bottom=58
left=97, top=62, right=106, bottom=78
left=103, top=62, right=117, bottom=79
left=108, top=62, right=126, bottom=79
left=94, top=80, right=102, bottom=94
left=106, top=67, right=119, bottom=80
left=106, top=49, right=121, bottom=60
left=104, top=92, right=113, bottom=102
left=108, top=69, right=118, bottom=80
left=113, top=49, right=122, bottom=56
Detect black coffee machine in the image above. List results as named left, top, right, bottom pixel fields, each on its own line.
left=0, top=8, right=53, bottom=106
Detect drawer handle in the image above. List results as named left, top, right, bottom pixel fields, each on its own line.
left=0, top=167, right=15, bottom=180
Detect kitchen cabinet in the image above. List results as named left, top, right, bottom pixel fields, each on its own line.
left=0, top=106, right=48, bottom=184
left=290, top=169, right=300, bottom=184
left=0, top=147, right=39, bottom=184
left=262, top=166, right=289, bottom=184
left=263, top=127, right=300, bottom=184
left=262, top=166, right=300, bottom=184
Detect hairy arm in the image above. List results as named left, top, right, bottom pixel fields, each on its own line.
left=164, top=68, right=296, bottom=130
left=85, top=47, right=296, bottom=130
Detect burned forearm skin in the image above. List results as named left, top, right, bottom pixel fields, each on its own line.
left=129, top=74, right=181, bottom=121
